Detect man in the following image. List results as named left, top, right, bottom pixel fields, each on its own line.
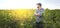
left=34, top=3, right=44, bottom=28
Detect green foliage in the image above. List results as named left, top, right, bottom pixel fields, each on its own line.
left=43, top=9, right=60, bottom=28
left=0, top=9, right=60, bottom=28
left=0, top=10, right=20, bottom=28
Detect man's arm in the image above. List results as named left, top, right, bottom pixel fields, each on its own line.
left=34, top=12, right=41, bottom=16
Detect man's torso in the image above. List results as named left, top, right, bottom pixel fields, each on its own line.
left=35, top=8, right=44, bottom=22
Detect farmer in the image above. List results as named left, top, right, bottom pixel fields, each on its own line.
left=34, top=3, right=44, bottom=28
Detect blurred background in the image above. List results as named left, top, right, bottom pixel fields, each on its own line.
left=0, top=0, right=60, bottom=28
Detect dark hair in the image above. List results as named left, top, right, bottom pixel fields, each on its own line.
left=37, top=3, right=42, bottom=6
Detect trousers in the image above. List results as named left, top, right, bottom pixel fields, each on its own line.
left=36, top=22, right=44, bottom=28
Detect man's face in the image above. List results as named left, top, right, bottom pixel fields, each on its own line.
left=37, top=5, right=41, bottom=9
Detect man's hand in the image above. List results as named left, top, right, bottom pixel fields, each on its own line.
left=34, top=13, right=40, bottom=16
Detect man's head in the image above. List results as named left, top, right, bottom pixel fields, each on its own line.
left=36, top=3, right=42, bottom=9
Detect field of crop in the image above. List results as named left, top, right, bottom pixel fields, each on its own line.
left=0, top=9, right=60, bottom=28
left=0, top=9, right=36, bottom=28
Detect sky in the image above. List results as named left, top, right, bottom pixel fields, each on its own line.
left=0, top=0, right=60, bottom=9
